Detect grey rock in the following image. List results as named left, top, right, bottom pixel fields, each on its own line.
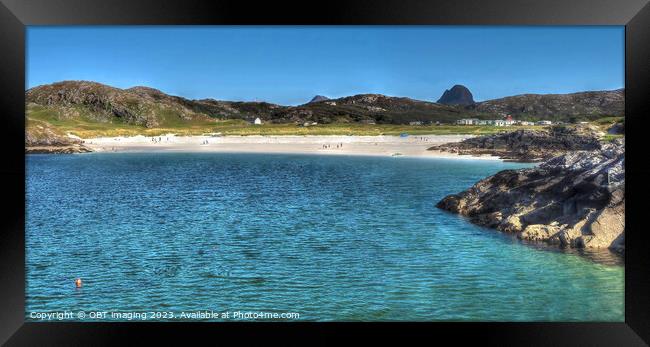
left=428, top=127, right=602, bottom=162
left=436, top=139, right=624, bottom=252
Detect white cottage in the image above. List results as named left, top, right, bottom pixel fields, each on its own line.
left=456, top=118, right=480, bottom=125
left=254, top=117, right=262, bottom=125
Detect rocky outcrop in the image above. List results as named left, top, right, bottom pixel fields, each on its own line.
left=26, top=145, right=92, bottom=154
left=26, top=121, right=92, bottom=154
left=428, top=126, right=602, bottom=162
left=436, top=139, right=624, bottom=253
left=437, top=85, right=475, bottom=106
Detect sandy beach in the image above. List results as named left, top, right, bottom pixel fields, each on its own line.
left=80, top=134, right=502, bottom=160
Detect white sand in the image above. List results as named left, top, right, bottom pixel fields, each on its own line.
left=80, top=134, right=501, bottom=160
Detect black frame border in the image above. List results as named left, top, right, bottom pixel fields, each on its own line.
left=1, top=0, right=649, bottom=345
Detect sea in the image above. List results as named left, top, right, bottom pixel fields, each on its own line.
left=25, top=152, right=624, bottom=321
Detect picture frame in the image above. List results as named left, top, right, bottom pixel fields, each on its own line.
left=1, top=0, right=648, bottom=344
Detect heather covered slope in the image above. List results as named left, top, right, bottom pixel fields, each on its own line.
left=26, top=81, right=219, bottom=128
left=471, top=89, right=624, bottom=122
left=25, top=81, right=472, bottom=126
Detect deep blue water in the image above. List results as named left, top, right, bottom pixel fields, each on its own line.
left=26, top=153, right=624, bottom=321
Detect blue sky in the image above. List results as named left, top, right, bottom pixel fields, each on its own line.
left=27, top=26, right=624, bottom=105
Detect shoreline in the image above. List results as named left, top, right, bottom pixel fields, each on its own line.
left=73, top=134, right=504, bottom=161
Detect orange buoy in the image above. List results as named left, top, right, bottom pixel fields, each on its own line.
left=75, top=278, right=82, bottom=288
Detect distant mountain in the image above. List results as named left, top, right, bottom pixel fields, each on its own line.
left=437, top=85, right=475, bottom=106
left=309, top=95, right=330, bottom=103
left=26, top=81, right=624, bottom=128
left=288, top=94, right=464, bottom=124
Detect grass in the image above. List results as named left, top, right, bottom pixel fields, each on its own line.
left=31, top=103, right=617, bottom=139
left=591, top=116, right=625, bottom=133
left=601, top=134, right=624, bottom=142
left=27, top=117, right=544, bottom=138
left=593, top=116, right=624, bottom=125
left=27, top=104, right=222, bottom=138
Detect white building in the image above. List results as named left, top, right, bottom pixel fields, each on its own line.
left=254, top=117, right=262, bottom=125
left=456, top=118, right=480, bottom=125
left=536, top=120, right=553, bottom=126
left=494, top=120, right=506, bottom=126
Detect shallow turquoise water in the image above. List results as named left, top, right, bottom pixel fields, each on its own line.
left=26, top=153, right=624, bottom=321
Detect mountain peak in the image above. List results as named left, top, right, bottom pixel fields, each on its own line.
left=437, top=85, right=475, bottom=106
left=309, top=95, right=330, bottom=103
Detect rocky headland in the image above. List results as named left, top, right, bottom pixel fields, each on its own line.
left=26, top=122, right=91, bottom=154
left=428, top=126, right=603, bottom=162
left=437, top=138, right=624, bottom=253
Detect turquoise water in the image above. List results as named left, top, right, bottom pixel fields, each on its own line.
left=26, top=153, right=624, bottom=321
